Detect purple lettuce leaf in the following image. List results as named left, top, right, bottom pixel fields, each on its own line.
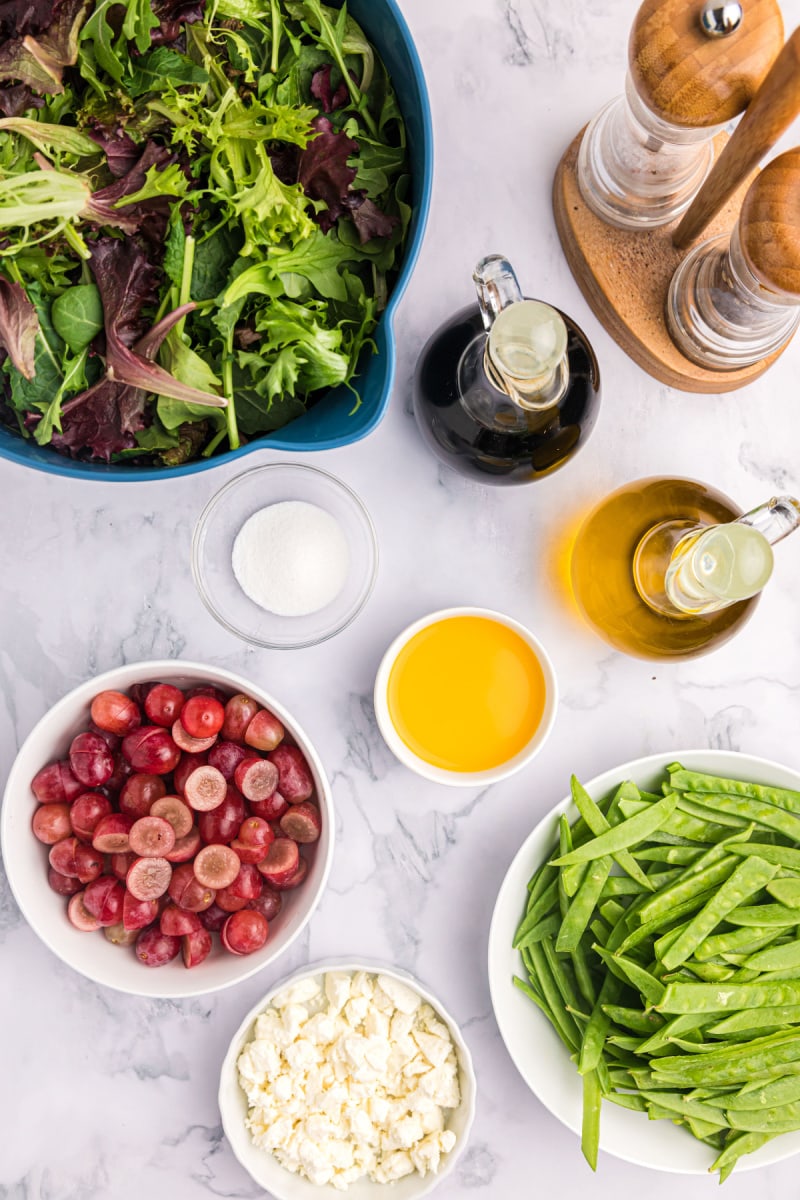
left=0, top=0, right=90, bottom=94
left=87, top=124, right=141, bottom=178
left=0, top=274, right=38, bottom=377
left=297, top=116, right=358, bottom=232
left=51, top=376, right=148, bottom=460
left=150, top=0, right=205, bottom=45
left=310, top=65, right=349, bottom=114
left=0, top=0, right=60, bottom=41
left=86, top=140, right=184, bottom=239
left=349, top=196, right=399, bottom=244
left=0, top=81, right=44, bottom=115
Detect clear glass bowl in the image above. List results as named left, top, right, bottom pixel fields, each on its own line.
left=192, top=463, right=378, bottom=649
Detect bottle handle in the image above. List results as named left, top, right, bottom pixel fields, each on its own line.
left=473, top=256, right=524, bottom=331
left=736, top=495, right=800, bottom=545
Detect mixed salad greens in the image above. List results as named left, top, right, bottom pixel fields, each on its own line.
left=0, top=0, right=409, bottom=464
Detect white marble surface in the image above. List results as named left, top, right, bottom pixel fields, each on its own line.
left=3, top=0, right=800, bottom=1196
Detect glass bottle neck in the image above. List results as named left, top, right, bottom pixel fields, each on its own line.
left=484, top=342, right=568, bottom=411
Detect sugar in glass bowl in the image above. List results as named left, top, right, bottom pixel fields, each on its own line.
left=0, top=660, right=334, bottom=998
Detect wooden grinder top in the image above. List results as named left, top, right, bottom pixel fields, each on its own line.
left=630, top=0, right=784, bottom=127
left=740, top=149, right=800, bottom=298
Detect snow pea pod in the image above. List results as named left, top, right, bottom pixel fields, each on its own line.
left=659, top=979, right=800, bottom=1014
left=655, top=1031, right=800, bottom=1086
left=566, top=777, right=653, bottom=889
left=542, top=935, right=583, bottom=1014
left=516, top=912, right=562, bottom=949
left=675, top=794, right=750, bottom=830
left=638, top=858, right=737, bottom=925
left=552, top=793, right=678, bottom=867
left=667, top=766, right=800, bottom=814
left=594, top=945, right=664, bottom=1005
left=556, top=855, right=612, bottom=954
left=525, top=941, right=581, bottom=1051
left=711, top=1131, right=776, bottom=1183
left=694, top=925, right=781, bottom=962
left=633, top=845, right=705, bottom=866
left=581, top=1069, right=602, bottom=1171
left=727, top=903, right=800, bottom=927
left=639, top=1090, right=731, bottom=1126
left=709, top=1005, right=800, bottom=1037
left=618, top=888, right=717, bottom=956
left=730, top=842, right=800, bottom=870
left=601, top=1005, right=664, bottom=1035
left=712, top=1073, right=800, bottom=1110
left=637, top=1012, right=710, bottom=1055
left=513, top=878, right=559, bottom=946
left=727, top=1105, right=800, bottom=1132
left=767, top=879, right=800, bottom=908
left=579, top=971, right=622, bottom=1075
left=660, top=858, right=779, bottom=972
left=745, top=938, right=800, bottom=973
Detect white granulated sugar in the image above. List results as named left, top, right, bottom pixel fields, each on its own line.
left=232, top=501, right=349, bottom=617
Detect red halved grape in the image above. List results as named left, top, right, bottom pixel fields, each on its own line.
left=248, top=889, right=283, bottom=922
left=173, top=751, right=208, bottom=795
left=32, top=761, right=83, bottom=804
left=68, top=891, right=101, bottom=931
left=213, top=887, right=249, bottom=913
left=269, top=745, right=313, bottom=803
left=49, top=836, right=81, bottom=876
left=181, top=695, right=225, bottom=739
left=248, top=790, right=289, bottom=822
left=110, top=850, right=136, bottom=881
left=122, top=889, right=159, bottom=931
left=126, top=856, right=172, bottom=902
left=71, top=792, right=113, bottom=841
left=197, top=786, right=246, bottom=844
left=234, top=757, right=279, bottom=803
left=168, top=862, right=215, bottom=912
left=119, top=773, right=166, bottom=820
left=199, top=902, right=228, bottom=932
left=207, top=740, right=249, bottom=781
left=160, top=905, right=201, bottom=936
left=165, top=826, right=201, bottom=863
left=222, top=909, right=268, bottom=955
left=69, top=732, right=115, bottom=788
left=230, top=839, right=269, bottom=865
left=82, top=876, right=124, bottom=925
left=221, top=694, right=259, bottom=743
left=172, top=720, right=217, bottom=754
left=149, top=795, right=193, bottom=839
left=104, top=922, right=139, bottom=947
left=184, top=765, right=227, bottom=812
left=225, top=862, right=262, bottom=900
left=122, top=727, right=181, bottom=775
left=129, top=816, right=176, bottom=858
left=182, top=927, right=212, bottom=968
left=136, top=927, right=180, bottom=967
left=91, top=690, right=142, bottom=737
left=271, top=855, right=309, bottom=892
left=48, top=867, right=82, bottom=896
left=74, top=842, right=104, bottom=884
left=32, top=802, right=72, bottom=845
left=245, top=709, right=284, bottom=753
left=144, top=683, right=185, bottom=727
left=279, top=802, right=321, bottom=844
left=193, top=844, right=240, bottom=890
left=256, top=837, right=299, bottom=886
left=92, top=812, right=134, bottom=854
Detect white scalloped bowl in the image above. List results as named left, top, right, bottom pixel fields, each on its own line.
left=0, top=660, right=334, bottom=998
left=488, top=749, right=800, bottom=1175
left=219, top=959, right=477, bottom=1199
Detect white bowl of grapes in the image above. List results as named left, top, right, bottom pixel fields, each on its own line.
left=1, top=661, right=334, bottom=997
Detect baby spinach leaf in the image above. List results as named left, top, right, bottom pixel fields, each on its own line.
left=127, top=48, right=209, bottom=98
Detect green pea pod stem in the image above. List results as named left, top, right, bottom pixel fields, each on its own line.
left=552, top=793, right=678, bottom=867
left=638, top=858, right=738, bottom=925
left=667, top=767, right=800, bottom=814
left=694, top=925, right=781, bottom=962
left=557, top=856, right=612, bottom=954
left=711, top=1131, right=776, bottom=1183
left=581, top=1068, right=602, bottom=1170
left=709, top=1005, right=800, bottom=1037
left=767, top=878, right=800, bottom=908
left=659, top=978, right=800, bottom=1014
left=567, top=777, right=653, bottom=889
left=659, top=858, right=779, bottom=972
left=731, top=842, right=800, bottom=870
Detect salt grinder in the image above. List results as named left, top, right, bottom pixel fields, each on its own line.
left=667, top=149, right=800, bottom=367
left=577, top=0, right=783, bottom=229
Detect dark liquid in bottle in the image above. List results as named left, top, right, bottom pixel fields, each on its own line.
left=413, top=303, right=601, bottom=485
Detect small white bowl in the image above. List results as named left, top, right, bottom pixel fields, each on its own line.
left=192, top=463, right=378, bottom=649
left=488, top=748, right=800, bottom=1175
left=373, top=606, right=558, bottom=787
left=219, top=959, right=476, bottom=1200
left=0, top=661, right=334, bottom=998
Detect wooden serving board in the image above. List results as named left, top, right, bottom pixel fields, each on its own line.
left=552, top=129, right=785, bottom=393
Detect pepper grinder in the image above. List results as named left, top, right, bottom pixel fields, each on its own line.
left=667, top=149, right=800, bottom=367
left=577, top=0, right=783, bottom=229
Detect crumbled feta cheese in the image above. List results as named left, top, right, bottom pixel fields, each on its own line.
left=237, top=970, right=461, bottom=1190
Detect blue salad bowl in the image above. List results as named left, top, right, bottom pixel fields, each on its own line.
left=0, top=0, right=433, bottom=481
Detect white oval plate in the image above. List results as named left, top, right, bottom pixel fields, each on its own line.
left=488, top=748, right=800, bottom=1175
